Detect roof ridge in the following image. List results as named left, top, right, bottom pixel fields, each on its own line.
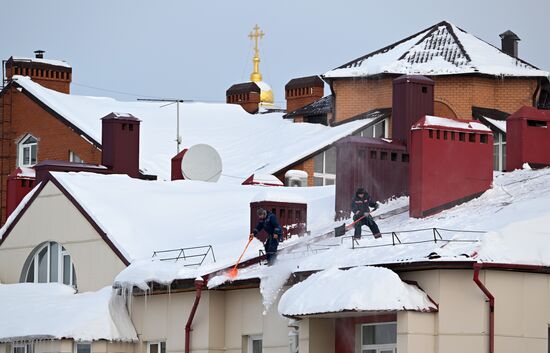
left=450, top=23, right=541, bottom=71
left=330, top=21, right=444, bottom=71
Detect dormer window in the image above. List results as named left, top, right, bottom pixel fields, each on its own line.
left=18, top=134, right=38, bottom=167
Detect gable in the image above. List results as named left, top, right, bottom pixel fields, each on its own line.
left=0, top=181, right=127, bottom=291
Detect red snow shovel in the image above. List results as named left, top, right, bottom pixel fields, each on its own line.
left=228, top=236, right=253, bottom=279
left=334, top=214, right=368, bottom=237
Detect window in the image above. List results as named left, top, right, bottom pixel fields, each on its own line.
left=313, top=147, right=336, bottom=186
left=13, top=343, right=32, bottom=353
left=69, top=151, right=84, bottom=163
left=22, top=242, right=77, bottom=287
left=469, top=133, right=476, bottom=143
left=147, top=342, right=166, bottom=353
left=359, top=322, right=397, bottom=353
left=18, top=134, right=38, bottom=167
left=248, top=335, right=262, bottom=353
left=356, top=119, right=388, bottom=139
left=74, top=342, right=91, bottom=353
left=493, top=131, right=506, bottom=171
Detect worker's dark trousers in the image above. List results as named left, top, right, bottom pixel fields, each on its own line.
left=353, top=214, right=380, bottom=238
left=264, top=237, right=279, bottom=265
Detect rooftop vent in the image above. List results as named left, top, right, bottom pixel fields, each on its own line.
left=499, top=30, right=520, bottom=58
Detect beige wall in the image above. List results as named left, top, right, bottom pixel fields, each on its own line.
left=0, top=182, right=127, bottom=291
left=402, top=269, right=550, bottom=353
left=130, top=287, right=291, bottom=353
left=298, top=318, right=335, bottom=353
left=0, top=340, right=134, bottom=353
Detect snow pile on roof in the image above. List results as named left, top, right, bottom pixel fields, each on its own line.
left=12, top=76, right=372, bottom=181
left=413, top=116, right=491, bottom=131
left=278, top=266, right=437, bottom=317
left=11, top=57, right=71, bottom=68
left=325, top=21, right=548, bottom=78
left=0, top=283, right=136, bottom=342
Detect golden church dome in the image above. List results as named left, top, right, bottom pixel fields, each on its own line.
left=255, top=81, right=274, bottom=104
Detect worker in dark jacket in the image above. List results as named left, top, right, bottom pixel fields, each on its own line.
left=351, top=187, right=381, bottom=239
left=249, top=208, right=283, bottom=265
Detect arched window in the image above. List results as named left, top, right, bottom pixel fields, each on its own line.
left=18, top=134, right=38, bottom=167
left=21, top=242, right=77, bottom=287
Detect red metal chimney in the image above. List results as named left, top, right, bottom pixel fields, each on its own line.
left=392, top=75, right=434, bottom=146
left=101, top=112, right=141, bottom=178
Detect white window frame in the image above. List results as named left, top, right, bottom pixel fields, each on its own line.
left=358, top=118, right=389, bottom=139
left=23, top=242, right=77, bottom=287
left=247, top=335, right=262, bottom=353
left=147, top=341, right=166, bottom=353
left=69, top=151, right=84, bottom=163
left=17, top=134, right=38, bottom=167
left=493, top=131, right=506, bottom=171
left=359, top=322, right=397, bottom=353
left=73, top=342, right=92, bottom=353
left=13, top=343, right=32, bottom=353
left=313, top=147, right=336, bottom=186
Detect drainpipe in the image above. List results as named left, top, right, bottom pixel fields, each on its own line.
left=185, top=277, right=205, bottom=353
left=473, top=263, right=494, bottom=353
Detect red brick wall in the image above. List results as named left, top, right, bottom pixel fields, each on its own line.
left=332, top=75, right=539, bottom=125
left=286, top=86, right=324, bottom=113
left=0, top=87, right=102, bottom=222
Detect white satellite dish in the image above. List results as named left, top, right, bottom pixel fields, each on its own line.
left=180, top=144, right=222, bottom=182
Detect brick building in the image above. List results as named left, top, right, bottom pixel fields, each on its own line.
left=0, top=53, right=102, bottom=222
left=320, top=21, right=549, bottom=171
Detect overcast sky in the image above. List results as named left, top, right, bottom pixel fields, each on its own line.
left=2, top=0, right=548, bottom=105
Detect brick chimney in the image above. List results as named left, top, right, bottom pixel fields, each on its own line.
left=226, top=82, right=261, bottom=114
left=285, top=76, right=324, bottom=114
left=500, top=30, right=520, bottom=58
left=101, top=112, right=141, bottom=178
left=4, top=51, right=72, bottom=93
left=392, top=75, right=434, bottom=146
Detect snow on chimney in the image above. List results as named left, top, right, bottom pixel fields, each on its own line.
left=101, top=112, right=141, bottom=178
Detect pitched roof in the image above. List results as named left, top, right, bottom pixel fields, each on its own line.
left=284, top=95, right=333, bottom=118
left=325, top=21, right=548, bottom=79
left=9, top=76, right=374, bottom=181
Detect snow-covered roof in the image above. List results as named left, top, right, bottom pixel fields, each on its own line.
left=278, top=266, right=437, bottom=317
left=413, top=115, right=491, bottom=132
left=11, top=57, right=71, bottom=68
left=0, top=283, right=136, bottom=342
left=481, top=116, right=507, bottom=133
left=325, top=21, right=548, bottom=79
left=11, top=76, right=372, bottom=181
left=37, top=172, right=336, bottom=272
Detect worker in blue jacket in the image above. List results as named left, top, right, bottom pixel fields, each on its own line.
left=351, top=187, right=381, bottom=239
left=249, top=208, right=283, bottom=265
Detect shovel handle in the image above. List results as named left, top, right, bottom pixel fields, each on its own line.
left=231, top=237, right=254, bottom=272
left=346, top=214, right=368, bottom=230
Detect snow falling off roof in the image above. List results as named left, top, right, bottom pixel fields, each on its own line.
left=413, top=115, right=491, bottom=131
left=325, top=21, right=548, bottom=78
left=11, top=57, right=71, bottom=68
left=0, top=283, right=137, bottom=342
left=278, top=266, right=437, bottom=317
left=12, top=76, right=372, bottom=181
